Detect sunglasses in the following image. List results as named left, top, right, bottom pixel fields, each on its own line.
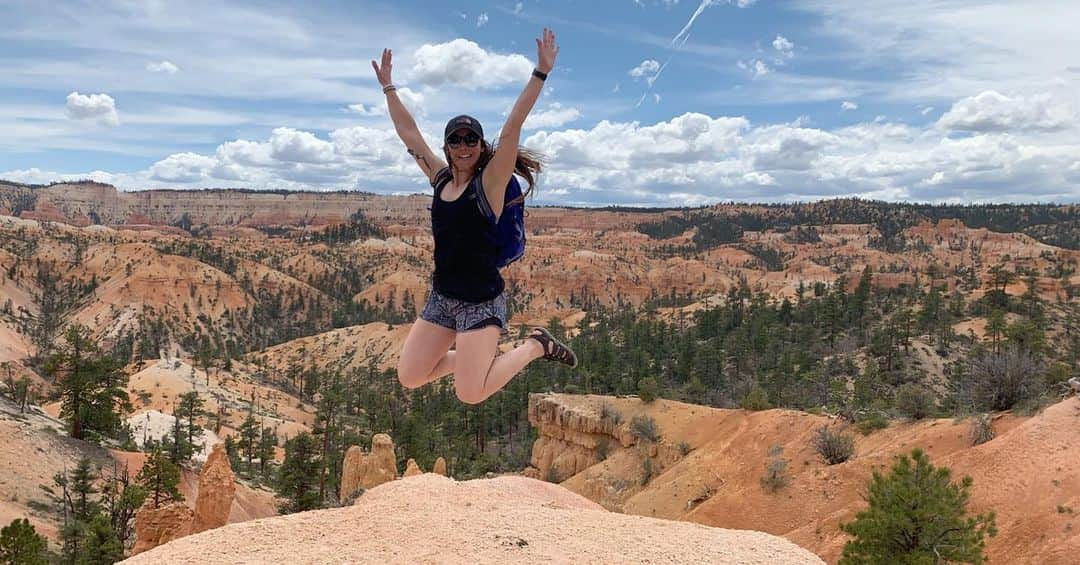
left=447, top=132, right=481, bottom=148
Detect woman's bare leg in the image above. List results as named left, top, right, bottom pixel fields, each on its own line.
left=396, top=319, right=457, bottom=389
left=452, top=326, right=544, bottom=404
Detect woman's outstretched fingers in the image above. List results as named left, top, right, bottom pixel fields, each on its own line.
left=372, top=48, right=393, bottom=86
left=536, top=27, right=558, bottom=72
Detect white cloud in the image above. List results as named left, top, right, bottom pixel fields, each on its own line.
left=654, top=93, right=662, bottom=104
left=391, top=87, right=426, bottom=118
left=518, top=106, right=1080, bottom=205
left=346, top=103, right=382, bottom=117
left=523, top=103, right=582, bottom=130
left=0, top=168, right=117, bottom=186
left=10, top=87, right=1080, bottom=206
left=920, top=106, right=935, bottom=116
left=330, top=126, right=407, bottom=159
left=115, top=123, right=435, bottom=191
left=750, top=125, right=837, bottom=171
left=477, top=12, right=488, bottom=27
left=215, top=139, right=274, bottom=167
left=629, top=59, right=661, bottom=79
left=146, top=60, right=179, bottom=74
left=738, top=59, right=770, bottom=78
left=628, top=58, right=663, bottom=91
left=792, top=0, right=1080, bottom=102
left=410, top=39, right=532, bottom=89
left=513, top=2, right=523, bottom=15
left=525, top=112, right=750, bottom=171
left=841, top=101, right=858, bottom=111
left=936, top=90, right=1074, bottom=132
left=150, top=152, right=216, bottom=182
left=613, top=83, right=621, bottom=93
left=269, top=127, right=337, bottom=164
left=65, top=91, right=120, bottom=126
left=344, top=87, right=426, bottom=119
left=772, top=35, right=794, bottom=58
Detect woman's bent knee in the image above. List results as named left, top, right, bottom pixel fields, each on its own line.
left=397, top=362, right=427, bottom=389
left=454, top=384, right=485, bottom=405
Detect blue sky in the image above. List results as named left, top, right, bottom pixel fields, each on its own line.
left=1, top=0, right=1078, bottom=206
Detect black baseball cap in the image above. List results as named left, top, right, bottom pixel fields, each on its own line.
left=444, top=114, right=484, bottom=140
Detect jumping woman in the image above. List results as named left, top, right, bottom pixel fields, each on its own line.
left=373, top=27, right=578, bottom=405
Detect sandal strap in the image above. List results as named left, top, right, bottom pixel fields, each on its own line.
left=530, top=328, right=578, bottom=367
left=531, top=329, right=556, bottom=357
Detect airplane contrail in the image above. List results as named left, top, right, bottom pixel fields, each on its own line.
left=635, top=0, right=721, bottom=107
left=671, top=0, right=718, bottom=49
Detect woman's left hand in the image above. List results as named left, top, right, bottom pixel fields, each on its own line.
left=536, top=27, right=558, bottom=74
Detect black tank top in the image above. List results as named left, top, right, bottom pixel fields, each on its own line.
left=430, top=169, right=504, bottom=302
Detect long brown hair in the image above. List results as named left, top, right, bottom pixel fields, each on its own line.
left=443, top=140, right=544, bottom=205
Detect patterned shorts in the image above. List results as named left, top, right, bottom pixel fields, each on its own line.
left=420, top=287, right=508, bottom=334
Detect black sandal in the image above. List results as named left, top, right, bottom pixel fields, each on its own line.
left=529, top=327, right=578, bottom=368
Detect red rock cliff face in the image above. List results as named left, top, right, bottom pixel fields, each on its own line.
left=1, top=181, right=643, bottom=231
left=527, top=393, right=705, bottom=515
left=191, top=444, right=236, bottom=534
left=528, top=393, right=683, bottom=482
left=0, top=182, right=433, bottom=226
left=130, top=444, right=240, bottom=555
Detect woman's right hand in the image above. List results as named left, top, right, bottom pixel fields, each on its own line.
left=371, top=48, right=393, bottom=88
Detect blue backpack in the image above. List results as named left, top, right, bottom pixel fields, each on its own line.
left=433, top=168, right=527, bottom=268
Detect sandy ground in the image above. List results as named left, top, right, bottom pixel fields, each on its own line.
left=0, top=321, right=31, bottom=363
left=121, top=473, right=823, bottom=565
left=547, top=394, right=1079, bottom=565
left=0, top=396, right=112, bottom=545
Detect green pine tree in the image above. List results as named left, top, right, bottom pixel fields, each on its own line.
left=257, top=426, right=278, bottom=479
left=176, top=390, right=206, bottom=456
left=0, top=518, right=49, bottom=565
left=77, top=514, right=123, bottom=565
left=59, top=518, right=87, bottom=565
left=53, top=458, right=102, bottom=564
left=313, top=372, right=348, bottom=501
left=99, top=461, right=146, bottom=549
left=136, top=448, right=183, bottom=508
left=839, top=448, right=997, bottom=564
left=66, top=458, right=101, bottom=523
left=986, top=309, right=1006, bottom=354
left=237, top=407, right=260, bottom=475
left=275, top=432, right=322, bottom=514
left=163, top=403, right=195, bottom=465
left=44, top=325, right=131, bottom=441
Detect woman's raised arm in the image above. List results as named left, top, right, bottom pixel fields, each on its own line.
left=372, top=48, right=447, bottom=183
left=481, top=28, right=558, bottom=218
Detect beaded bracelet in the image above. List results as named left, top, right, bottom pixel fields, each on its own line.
left=383, top=84, right=397, bottom=93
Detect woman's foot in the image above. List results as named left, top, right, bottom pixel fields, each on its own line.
left=528, top=327, right=578, bottom=368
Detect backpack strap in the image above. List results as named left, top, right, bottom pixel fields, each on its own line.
left=430, top=167, right=452, bottom=192
left=432, top=167, right=515, bottom=223
left=472, top=174, right=497, bottom=223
